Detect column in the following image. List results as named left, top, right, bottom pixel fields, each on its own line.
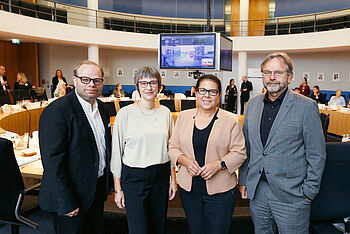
left=88, top=45, right=99, bottom=64
left=239, top=0, right=249, bottom=37
left=87, top=0, right=98, bottom=28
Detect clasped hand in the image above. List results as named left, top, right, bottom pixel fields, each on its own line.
left=185, top=158, right=221, bottom=180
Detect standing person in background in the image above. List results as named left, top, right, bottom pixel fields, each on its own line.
left=39, top=61, right=112, bottom=234
left=113, top=83, right=124, bottom=98
left=240, top=75, right=253, bottom=115
left=239, top=52, right=325, bottom=234
left=169, top=75, right=246, bottom=234
left=14, top=72, right=35, bottom=90
left=111, top=66, right=177, bottom=234
left=52, top=69, right=72, bottom=98
left=299, top=77, right=310, bottom=96
left=225, top=79, right=238, bottom=113
left=328, top=89, right=346, bottom=107
left=0, top=65, right=10, bottom=90
left=311, top=85, right=327, bottom=104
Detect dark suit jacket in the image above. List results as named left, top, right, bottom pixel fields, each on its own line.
left=38, top=91, right=112, bottom=216
left=1, top=75, right=10, bottom=90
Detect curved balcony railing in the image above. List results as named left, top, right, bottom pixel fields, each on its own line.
left=1, top=0, right=350, bottom=36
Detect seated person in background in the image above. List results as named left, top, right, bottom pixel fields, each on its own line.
left=190, top=86, right=196, bottom=97
left=14, top=72, right=35, bottom=90
left=113, top=83, right=124, bottom=98
left=131, top=90, right=140, bottom=100
left=347, top=98, right=350, bottom=108
left=328, top=89, right=346, bottom=106
left=294, top=87, right=300, bottom=93
left=159, top=84, right=166, bottom=94
left=310, top=85, right=327, bottom=104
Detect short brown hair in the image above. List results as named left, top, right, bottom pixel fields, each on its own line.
left=134, top=66, right=161, bottom=92
left=73, top=60, right=104, bottom=78
left=260, top=52, right=293, bottom=75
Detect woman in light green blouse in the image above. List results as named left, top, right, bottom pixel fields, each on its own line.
left=111, top=66, right=177, bottom=234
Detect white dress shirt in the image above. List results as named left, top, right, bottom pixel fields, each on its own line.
left=76, top=90, right=106, bottom=177
left=0, top=76, right=6, bottom=90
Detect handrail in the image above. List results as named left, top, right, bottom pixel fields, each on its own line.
left=1, top=0, right=350, bottom=36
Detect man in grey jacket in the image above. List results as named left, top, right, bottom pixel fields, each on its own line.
left=239, top=52, right=325, bottom=233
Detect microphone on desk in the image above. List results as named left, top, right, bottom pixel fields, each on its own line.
left=22, top=105, right=31, bottom=148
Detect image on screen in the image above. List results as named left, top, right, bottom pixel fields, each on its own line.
left=160, top=34, right=216, bottom=69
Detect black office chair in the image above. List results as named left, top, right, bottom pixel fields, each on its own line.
left=181, top=99, right=196, bottom=111
left=0, top=90, right=12, bottom=106
left=102, top=101, right=117, bottom=117
left=310, top=142, right=350, bottom=234
left=160, top=99, right=176, bottom=112
left=30, top=88, right=48, bottom=101
left=319, top=113, right=330, bottom=139
left=118, top=100, right=134, bottom=109
left=0, top=138, right=39, bottom=234
left=12, top=89, right=31, bottom=103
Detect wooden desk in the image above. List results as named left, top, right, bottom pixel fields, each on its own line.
left=0, top=106, right=45, bottom=135
left=319, top=109, right=350, bottom=136
left=20, top=160, right=43, bottom=179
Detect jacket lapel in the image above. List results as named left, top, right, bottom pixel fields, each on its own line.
left=264, top=88, right=293, bottom=149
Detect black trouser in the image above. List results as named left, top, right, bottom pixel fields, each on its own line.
left=122, top=162, right=170, bottom=234
left=179, top=186, right=238, bottom=234
left=226, top=96, right=237, bottom=113
left=240, top=98, right=249, bottom=115
left=53, top=175, right=106, bottom=234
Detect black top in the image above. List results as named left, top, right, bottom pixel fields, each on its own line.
left=192, top=109, right=219, bottom=191
left=240, top=80, right=253, bottom=100
left=310, top=92, right=327, bottom=104
left=14, top=82, right=32, bottom=90
left=52, top=77, right=68, bottom=96
left=260, top=88, right=288, bottom=147
left=226, top=84, right=238, bottom=98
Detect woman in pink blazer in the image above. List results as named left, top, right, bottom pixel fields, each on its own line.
left=169, top=75, right=247, bottom=234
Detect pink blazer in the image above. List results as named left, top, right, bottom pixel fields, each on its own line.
left=169, top=108, right=247, bottom=195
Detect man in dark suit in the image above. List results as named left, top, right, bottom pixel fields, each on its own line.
left=240, top=75, right=253, bottom=115
left=39, top=60, right=111, bottom=234
left=239, top=52, right=325, bottom=233
left=310, top=85, right=327, bottom=104
left=0, top=65, right=10, bottom=90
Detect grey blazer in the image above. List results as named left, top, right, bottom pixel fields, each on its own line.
left=239, top=88, right=326, bottom=203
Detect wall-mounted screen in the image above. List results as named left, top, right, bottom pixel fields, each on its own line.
left=159, top=33, right=216, bottom=70
left=220, top=35, right=233, bottom=71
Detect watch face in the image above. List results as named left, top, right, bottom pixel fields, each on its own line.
left=221, top=161, right=227, bottom=169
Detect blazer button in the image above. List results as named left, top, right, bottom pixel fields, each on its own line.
left=263, top=153, right=266, bottom=156
left=259, top=170, right=262, bottom=174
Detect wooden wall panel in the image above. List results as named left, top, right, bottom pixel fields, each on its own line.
left=0, top=41, right=39, bottom=89
left=0, top=42, right=5, bottom=66
left=248, top=0, right=269, bottom=36
left=19, top=43, right=39, bottom=88
left=4, top=42, right=19, bottom=89
left=230, top=0, right=240, bottom=37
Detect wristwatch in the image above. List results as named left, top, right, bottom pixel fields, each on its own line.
left=220, top=160, right=227, bottom=170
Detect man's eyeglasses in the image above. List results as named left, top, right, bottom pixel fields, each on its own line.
left=76, top=76, right=104, bottom=85
left=262, top=70, right=287, bottom=78
left=138, top=81, right=158, bottom=88
left=196, top=88, right=219, bottom=96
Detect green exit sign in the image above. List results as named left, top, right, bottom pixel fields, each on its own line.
left=11, top=39, right=20, bottom=44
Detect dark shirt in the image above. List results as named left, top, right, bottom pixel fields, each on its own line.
left=240, top=81, right=253, bottom=101
left=310, top=92, right=326, bottom=104
left=14, top=81, right=32, bottom=90
left=226, top=85, right=238, bottom=98
left=260, top=88, right=288, bottom=147
left=192, top=109, right=218, bottom=192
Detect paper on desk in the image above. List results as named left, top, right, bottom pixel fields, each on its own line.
left=16, top=154, right=40, bottom=167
